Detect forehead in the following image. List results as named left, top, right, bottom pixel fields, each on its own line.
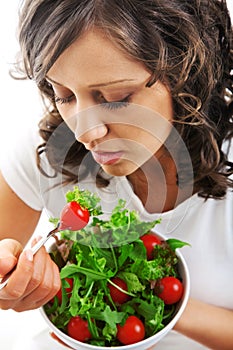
left=47, top=29, right=149, bottom=88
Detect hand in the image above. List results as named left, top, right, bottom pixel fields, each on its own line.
left=0, top=238, right=61, bottom=312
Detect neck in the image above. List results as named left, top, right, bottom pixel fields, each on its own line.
left=127, top=151, right=192, bottom=213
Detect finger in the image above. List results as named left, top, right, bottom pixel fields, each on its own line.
left=22, top=244, right=48, bottom=296
left=0, top=239, right=23, bottom=276
left=0, top=246, right=46, bottom=310
left=14, top=256, right=61, bottom=311
left=36, top=258, right=61, bottom=305
left=0, top=238, right=23, bottom=256
left=0, top=249, right=34, bottom=301
left=30, top=236, right=42, bottom=248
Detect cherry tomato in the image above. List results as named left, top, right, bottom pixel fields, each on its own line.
left=59, top=201, right=89, bottom=230
left=117, top=315, right=145, bottom=345
left=156, top=276, right=184, bottom=304
left=67, top=316, right=92, bottom=342
left=108, top=277, right=131, bottom=304
left=55, top=277, right=73, bottom=305
left=140, top=233, right=161, bottom=260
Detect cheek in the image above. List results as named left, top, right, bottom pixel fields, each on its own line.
left=139, top=82, right=173, bottom=121
left=133, top=130, right=166, bottom=157
left=56, top=105, right=79, bottom=133
left=112, top=111, right=172, bottom=153
left=56, top=104, right=75, bottom=119
left=113, top=125, right=169, bottom=160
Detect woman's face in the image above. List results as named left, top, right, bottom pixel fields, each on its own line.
left=47, top=29, right=173, bottom=176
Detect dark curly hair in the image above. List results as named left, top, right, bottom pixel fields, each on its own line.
left=17, top=0, right=233, bottom=198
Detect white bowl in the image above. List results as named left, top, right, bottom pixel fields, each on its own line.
left=40, top=232, right=190, bottom=350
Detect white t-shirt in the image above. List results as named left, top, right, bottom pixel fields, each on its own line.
left=1, top=126, right=233, bottom=350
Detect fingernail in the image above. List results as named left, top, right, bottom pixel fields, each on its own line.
left=31, top=236, right=42, bottom=246
left=25, top=249, right=33, bottom=262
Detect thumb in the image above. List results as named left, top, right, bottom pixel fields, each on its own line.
left=0, top=239, right=23, bottom=276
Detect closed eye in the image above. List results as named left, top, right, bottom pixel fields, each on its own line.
left=53, top=93, right=75, bottom=104
left=100, top=96, right=130, bottom=110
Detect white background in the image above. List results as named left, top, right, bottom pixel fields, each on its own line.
left=0, top=3, right=65, bottom=349
left=0, top=1, right=233, bottom=349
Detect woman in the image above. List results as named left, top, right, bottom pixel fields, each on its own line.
left=0, top=0, right=232, bottom=349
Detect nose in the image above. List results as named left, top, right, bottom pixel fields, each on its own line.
left=77, top=123, right=108, bottom=145
left=74, top=106, right=108, bottom=146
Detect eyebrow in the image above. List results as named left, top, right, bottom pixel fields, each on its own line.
left=46, top=76, right=63, bottom=86
left=88, top=79, right=136, bottom=88
left=46, top=76, right=136, bottom=88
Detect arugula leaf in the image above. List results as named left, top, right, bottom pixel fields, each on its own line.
left=60, top=264, right=113, bottom=282
left=167, top=238, right=191, bottom=250
left=91, top=305, right=125, bottom=328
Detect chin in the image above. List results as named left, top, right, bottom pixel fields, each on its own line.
left=101, top=162, right=138, bottom=177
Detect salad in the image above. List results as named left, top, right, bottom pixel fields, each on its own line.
left=44, top=186, right=189, bottom=347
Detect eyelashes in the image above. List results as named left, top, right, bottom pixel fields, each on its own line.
left=53, top=93, right=131, bottom=110
left=53, top=93, right=75, bottom=105
left=101, top=98, right=130, bottom=111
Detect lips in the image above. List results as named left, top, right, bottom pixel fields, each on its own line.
left=92, top=151, right=124, bottom=165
